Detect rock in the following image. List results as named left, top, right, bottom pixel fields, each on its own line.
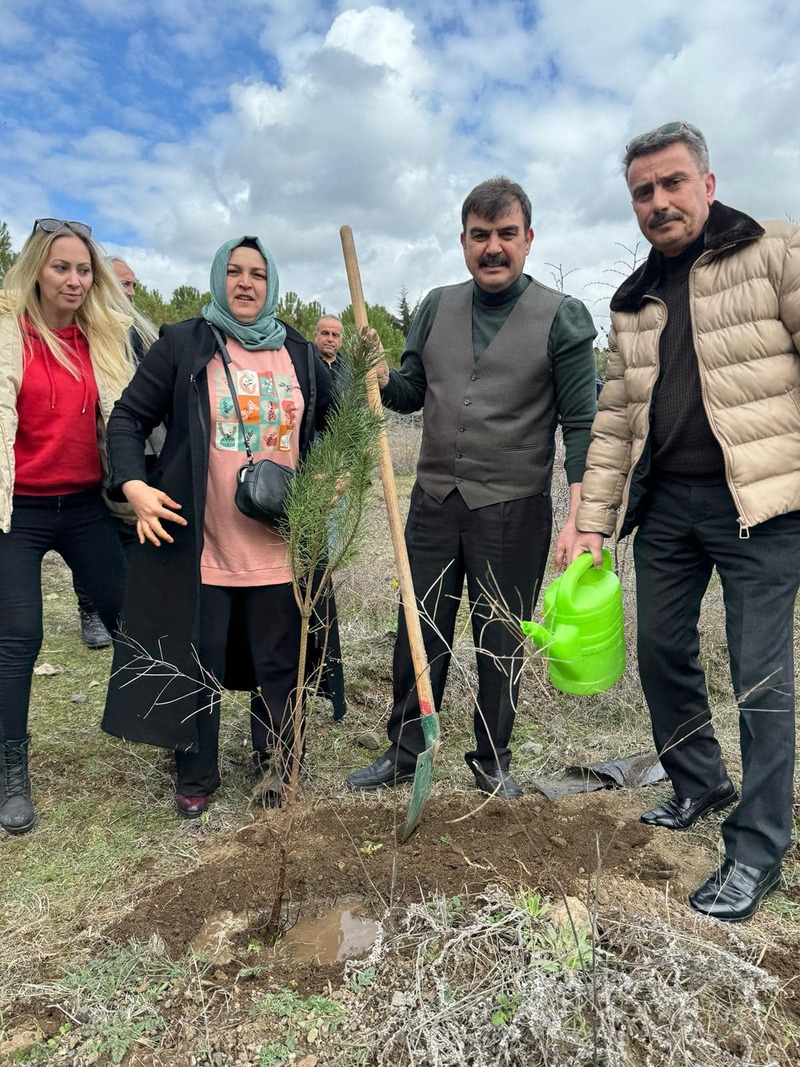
left=356, top=731, right=381, bottom=750
left=70, top=693, right=87, bottom=704
left=549, top=896, right=592, bottom=933
left=519, top=740, right=544, bottom=755
left=34, top=662, right=63, bottom=676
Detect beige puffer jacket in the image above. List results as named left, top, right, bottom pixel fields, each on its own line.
left=577, top=202, right=800, bottom=537
left=0, top=308, right=133, bottom=533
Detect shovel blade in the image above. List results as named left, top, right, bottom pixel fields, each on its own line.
left=401, top=718, right=440, bottom=842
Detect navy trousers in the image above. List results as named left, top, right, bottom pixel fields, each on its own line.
left=634, top=480, right=800, bottom=868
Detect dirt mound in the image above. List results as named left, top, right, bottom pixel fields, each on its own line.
left=108, top=789, right=714, bottom=958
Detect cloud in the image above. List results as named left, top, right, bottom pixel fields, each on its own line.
left=0, top=0, right=799, bottom=330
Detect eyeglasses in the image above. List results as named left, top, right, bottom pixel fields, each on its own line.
left=626, top=121, right=689, bottom=153
left=33, top=218, right=93, bottom=239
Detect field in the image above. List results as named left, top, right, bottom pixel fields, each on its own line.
left=1, top=419, right=799, bottom=1066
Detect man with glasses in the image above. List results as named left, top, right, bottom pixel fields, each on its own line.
left=573, top=122, right=800, bottom=921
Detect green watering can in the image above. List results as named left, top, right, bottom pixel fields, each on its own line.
left=521, top=549, right=625, bottom=696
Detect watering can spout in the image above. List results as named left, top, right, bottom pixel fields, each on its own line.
left=520, top=619, right=549, bottom=650
left=521, top=620, right=580, bottom=661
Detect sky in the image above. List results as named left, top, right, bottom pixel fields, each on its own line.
left=2, top=0, right=799, bottom=337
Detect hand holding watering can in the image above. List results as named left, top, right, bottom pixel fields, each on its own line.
left=521, top=549, right=625, bottom=696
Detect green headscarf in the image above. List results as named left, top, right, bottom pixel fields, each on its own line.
left=202, top=236, right=287, bottom=350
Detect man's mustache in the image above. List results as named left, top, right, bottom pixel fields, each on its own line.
left=479, top=253, right=510, bottom=267
left=648, top=210, right=684, bottom=229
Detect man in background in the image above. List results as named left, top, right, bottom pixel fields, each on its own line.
left=75, top=257, right=146, bottom=648
left=314, top=315, right=345, bottom=388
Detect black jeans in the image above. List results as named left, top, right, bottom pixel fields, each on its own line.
left=73, top=515, right=137, bottom=613
left=174, top=582, right=302, bottom=796
left=386, top=485, right=552, bottom=774
left=0, top=490, right=126, bottom=740
left=634, top=480, right=800, bottom=868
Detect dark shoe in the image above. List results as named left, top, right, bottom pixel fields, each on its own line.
left=345, top=755, right=415, bottom=791
left=251, top=753, right=284, bottom=809
left=472, top=765, right=523, bottom=799
left=689, top=859, right=781, bottom=922
left=79, top=609, right=112, bottom=650
left=0, top=735, right=36, bottom=834
left=175, top=793, right=209, bottom=819
left=640, top=776, right=737, bottom=831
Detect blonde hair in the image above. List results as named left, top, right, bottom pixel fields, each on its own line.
left=2, top=224, right=157, bottom=399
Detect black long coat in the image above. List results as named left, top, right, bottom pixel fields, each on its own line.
left=101, top=317, right=332, bottom=752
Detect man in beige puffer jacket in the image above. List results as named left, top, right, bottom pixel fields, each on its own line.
left=573, top=121, right=800, bottom=923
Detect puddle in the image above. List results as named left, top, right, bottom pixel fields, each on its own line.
left=278, top=899, right=379, bottom=964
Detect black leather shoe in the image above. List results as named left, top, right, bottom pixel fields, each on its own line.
left=175, top=793, right=209, bottom=819
left=640, top=776, right=737, bottom=830
left=345, top=755, right=415, bottom=791
left=473, top=766, right=523, bottom=799
left=689, top=859, right=781, bottom=922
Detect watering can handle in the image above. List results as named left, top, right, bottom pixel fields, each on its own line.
left=559, top=550, right=602, bottom=601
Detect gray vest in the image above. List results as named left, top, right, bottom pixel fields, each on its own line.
left=417, top=279, right=564, bottom=509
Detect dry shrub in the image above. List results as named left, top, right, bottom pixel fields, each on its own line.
left=342, top=884, right=793, bottom=1067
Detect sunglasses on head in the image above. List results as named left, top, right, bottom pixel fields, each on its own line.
left=626, top=121, right=689, bottom=152
left=33, top=218, right=93, bottom=239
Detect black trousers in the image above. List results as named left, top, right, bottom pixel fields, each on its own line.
left=73, top=516, right=138, bottom=612
left=174, top=582, right=302, bottom=796
left=634, top=480, right=800, bottom=868
left=386, top=484, right=551, bottom=773
left=0, top=490, right=126, bottom=741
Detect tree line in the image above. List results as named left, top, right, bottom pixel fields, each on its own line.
left=0, top=222, right=419, bottom=370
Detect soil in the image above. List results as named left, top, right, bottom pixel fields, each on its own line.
left=7, top=787, right=800, bottom=1066
left=108, top=788, right=734, bottom=965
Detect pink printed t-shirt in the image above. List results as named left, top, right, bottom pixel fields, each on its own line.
left=201, top=338, right=305, bottom=587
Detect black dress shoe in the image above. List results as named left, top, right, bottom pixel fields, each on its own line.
left=640, top=776, right=737, bottom=830
left=473, top=766, right=523, bottom=799
left=689, top=859, right=781, bottom=922
left=345, top=755, right=416, bottom=791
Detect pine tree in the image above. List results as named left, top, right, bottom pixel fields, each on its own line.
left=0, top=222, right=18, bottom=284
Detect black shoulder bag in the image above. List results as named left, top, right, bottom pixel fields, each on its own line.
left=209, top=325, right=294, bottom=526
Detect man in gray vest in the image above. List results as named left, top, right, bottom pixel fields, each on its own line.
left=346, top=175, right=598, bottom=797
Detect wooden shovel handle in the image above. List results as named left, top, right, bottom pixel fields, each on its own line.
left=339, top=226, right=436, bottom=718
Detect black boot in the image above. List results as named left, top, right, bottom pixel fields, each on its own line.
left=0, top=735, right=36, bottom=834
left=79, top=608, right=112, bottom=650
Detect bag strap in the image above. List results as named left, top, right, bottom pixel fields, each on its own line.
left=208, top=324, right=255, bottom=466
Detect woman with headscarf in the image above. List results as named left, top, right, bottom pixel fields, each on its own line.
left=0, top=218, right=151, bottom=835
left=102, top=237, right=332, bottom=817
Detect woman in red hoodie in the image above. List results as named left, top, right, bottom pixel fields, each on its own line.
left=0, top=219, right=151, bottom=835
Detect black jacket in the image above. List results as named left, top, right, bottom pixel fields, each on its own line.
left=102, top=317, right=332, bottom=751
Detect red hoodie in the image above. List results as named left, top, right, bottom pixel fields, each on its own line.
left=14, top=318, right=101, bottom=495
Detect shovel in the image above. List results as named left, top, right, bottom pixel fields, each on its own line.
left=340, top=226, right=440, bottom=842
